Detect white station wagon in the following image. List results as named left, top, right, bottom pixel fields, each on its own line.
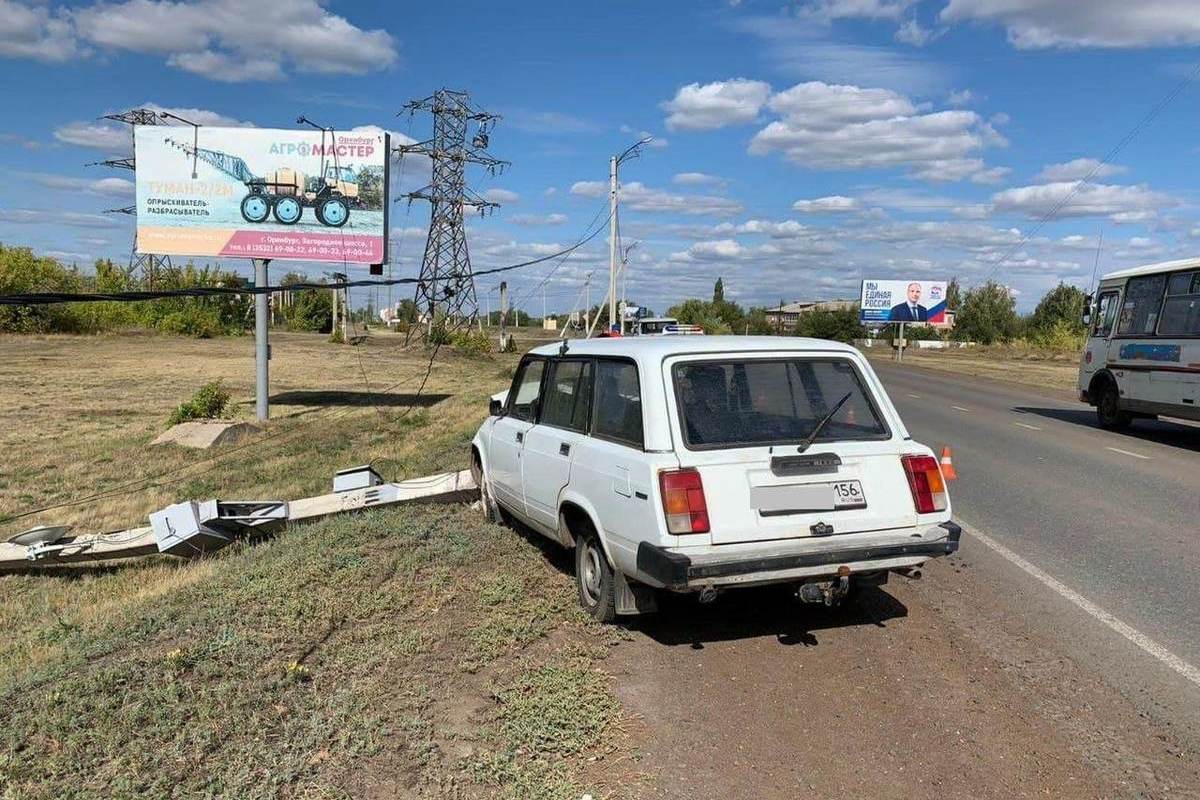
left=470, top=336, right=960, bottom=622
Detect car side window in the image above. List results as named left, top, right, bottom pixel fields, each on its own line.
left=540, top=359, right=593, bottom=433
left=592, top=360, right=643, bottom=448
left=507, top=358, right=545, bottom=422
left=1093, top=291, right=1119, bottom=338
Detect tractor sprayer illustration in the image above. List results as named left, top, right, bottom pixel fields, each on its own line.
left=164, top=127, right=358, bottom=228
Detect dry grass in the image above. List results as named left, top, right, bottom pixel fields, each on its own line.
left=0, top=329, right=632, bottom=799
left=864, top=342, right=1081, bottom=394
left=0, top=330, right=520, bottom=536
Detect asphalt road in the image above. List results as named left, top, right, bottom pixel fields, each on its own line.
left=871, top=361, right=1200, bottom=716
left=611, top=360, right=1200, bottom=799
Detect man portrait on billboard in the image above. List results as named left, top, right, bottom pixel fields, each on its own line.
left=889, top=282, right=929, bottom=322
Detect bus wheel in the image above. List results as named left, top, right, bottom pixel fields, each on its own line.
left=1097, top=382, right=1132, bottom=430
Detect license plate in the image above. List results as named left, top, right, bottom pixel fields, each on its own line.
left=831, top=480, right=866, bottom=509
left=751, top=480, right=867, bottom=514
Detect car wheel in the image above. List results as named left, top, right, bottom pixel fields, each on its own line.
left=575, top=526, right=617, bottom=623
left=471, top=454, right=499, bottom=523
left=1097, top=381, right=1132, bottom=430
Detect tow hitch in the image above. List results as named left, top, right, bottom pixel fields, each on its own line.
left=796, top=573, right=850, bottom=607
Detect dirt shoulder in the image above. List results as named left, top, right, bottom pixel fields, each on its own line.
left=608, top=557, right=1200, bottom=799
left=863, top=345, right=1079, bottom=395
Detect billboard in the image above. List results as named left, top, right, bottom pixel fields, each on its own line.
left=859, top=279, right=949, bottom=324
left=135, top=126, right=388, bottom=264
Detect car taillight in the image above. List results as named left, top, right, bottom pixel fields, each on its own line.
left=659, top=468, right=710, bottom=534
left=901, top=455, right=948, bottom=514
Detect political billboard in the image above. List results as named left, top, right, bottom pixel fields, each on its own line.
left=134, top=126, right=389, bottom=264
left=859, top=279, right=949, bottom=324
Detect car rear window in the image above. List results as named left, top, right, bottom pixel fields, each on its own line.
left=672, top=358, right=888, bottom=450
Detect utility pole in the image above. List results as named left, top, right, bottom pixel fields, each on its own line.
left=395, top=89, right=509, bottom=338
left=584, top=274, right=591, bottom=333
left=605, top=136, right=652, bottom=337
left=499, top=281, right=509, bottom=350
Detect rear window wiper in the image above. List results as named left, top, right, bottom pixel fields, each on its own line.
left=796, top=391, right=852, bottom=453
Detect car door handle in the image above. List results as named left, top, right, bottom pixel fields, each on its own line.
left=516, top=431, right=524, bottom=443
left=559, top=442, right=570, bottom=456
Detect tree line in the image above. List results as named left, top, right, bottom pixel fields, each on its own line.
left=658, top=276, right=1089, bottom=348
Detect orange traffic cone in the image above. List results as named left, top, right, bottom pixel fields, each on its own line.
left=939, top=446, right=957, bottom=481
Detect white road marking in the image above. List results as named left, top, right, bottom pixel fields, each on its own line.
left=951, top=405, right=970, bottom=412
left=1106, top=446, right=1150, bottom=460
left=961, top=521, right=1200, bottom=689
left=907, top=393, right=922, bottom=399
left=1014, top=422, right=1042, bottom=431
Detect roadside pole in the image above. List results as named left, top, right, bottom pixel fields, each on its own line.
left=896, top=321, right=905, bottom=363
left=254, top=258, right=270, bottom=422
left=608, top=154, right=618, bottom=335
left=499, top=281, right=508, bottom=350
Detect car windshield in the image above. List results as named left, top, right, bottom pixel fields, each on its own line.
left=673, top=358, right=888, bottom=449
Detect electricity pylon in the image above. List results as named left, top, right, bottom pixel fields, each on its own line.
left=395, top=89, right=508, bottom=336
left=87, top=108, right=173, bottom=286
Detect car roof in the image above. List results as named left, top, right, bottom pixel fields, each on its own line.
left=527, top=335, right=859, bottom=360
left=1101, top=256, right=1200, bottom=282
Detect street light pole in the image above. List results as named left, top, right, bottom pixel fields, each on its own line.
left=605, top=136, right=652, bottom=337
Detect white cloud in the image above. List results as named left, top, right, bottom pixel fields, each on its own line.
left=6, top=0, right=398, bottom=82
left=895, top=17, right=938, bottom=45
left=53, top=121, right=131, bottom=152
left=0, top=208, right=124, bottom=228
left=683, top=239, right=744, bottom=260
left=946, top=89, right=974, bottom=106
left=53, top=104, right=255, bottom=153
left=941, top=0, right=1200, bottom=48
left=730, top=14, right=947, bottom=95
left=483, top=188, right=520, bottom=205
left=792, top=195, right=861, bottom=213
left=1035, top=158, right=1126, bottom=182
left=672, top=172, right=725, bottom=187
left=748, top=81, right=1006, bottom=183
left=571, top=181, right=742, bottom=216
left=504, top=110, right=599, bottom=134
left=799, top=0, right=914, bottom=21
left=0, top=1, right=78, bottom=61
left=991, top=181, right=1176, bottom=221
left=509, top=213, right=568, bottom=226
left=24, top=173, right=135, bottom=196
left=661, top=79, right=772, bottom=131
left=167, top=50, right=285, bottom=82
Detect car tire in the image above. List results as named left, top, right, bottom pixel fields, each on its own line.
left=471, top=454, right=499, bottom=523
left=1097, top=381, right=1132, bottom=430
left=575, top=526, right=617, bottom=623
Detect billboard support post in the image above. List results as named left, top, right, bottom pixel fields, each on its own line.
left=254, top=258, right=270, bottom=422
left=896, top=322, right=905, bottom=363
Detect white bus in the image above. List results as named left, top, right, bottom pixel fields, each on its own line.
left=1079, top=258, right=1200, bottom=429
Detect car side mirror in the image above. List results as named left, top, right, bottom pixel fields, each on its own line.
left=489, top=398, right=504, bottom=417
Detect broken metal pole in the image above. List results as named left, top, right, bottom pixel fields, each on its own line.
left=0, top=469, right=477, bottom=573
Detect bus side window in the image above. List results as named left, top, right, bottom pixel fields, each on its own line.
left=1094, top=291, right=1119, bottom=338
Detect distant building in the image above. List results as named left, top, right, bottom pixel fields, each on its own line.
left=763, top=299, right=857, bottom=333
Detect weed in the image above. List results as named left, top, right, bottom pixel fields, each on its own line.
left=166, top=381, right=231, bottom=427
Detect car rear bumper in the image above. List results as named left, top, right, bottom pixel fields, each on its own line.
left=635, top=521, right=961, bottom=590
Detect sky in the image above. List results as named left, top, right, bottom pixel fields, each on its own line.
left=3, top=0, right=1200, bottom=315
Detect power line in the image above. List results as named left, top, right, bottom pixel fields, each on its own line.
left=981, top=60, right=1200, bottom=284
left=0, top=222, right=611, bottom=307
